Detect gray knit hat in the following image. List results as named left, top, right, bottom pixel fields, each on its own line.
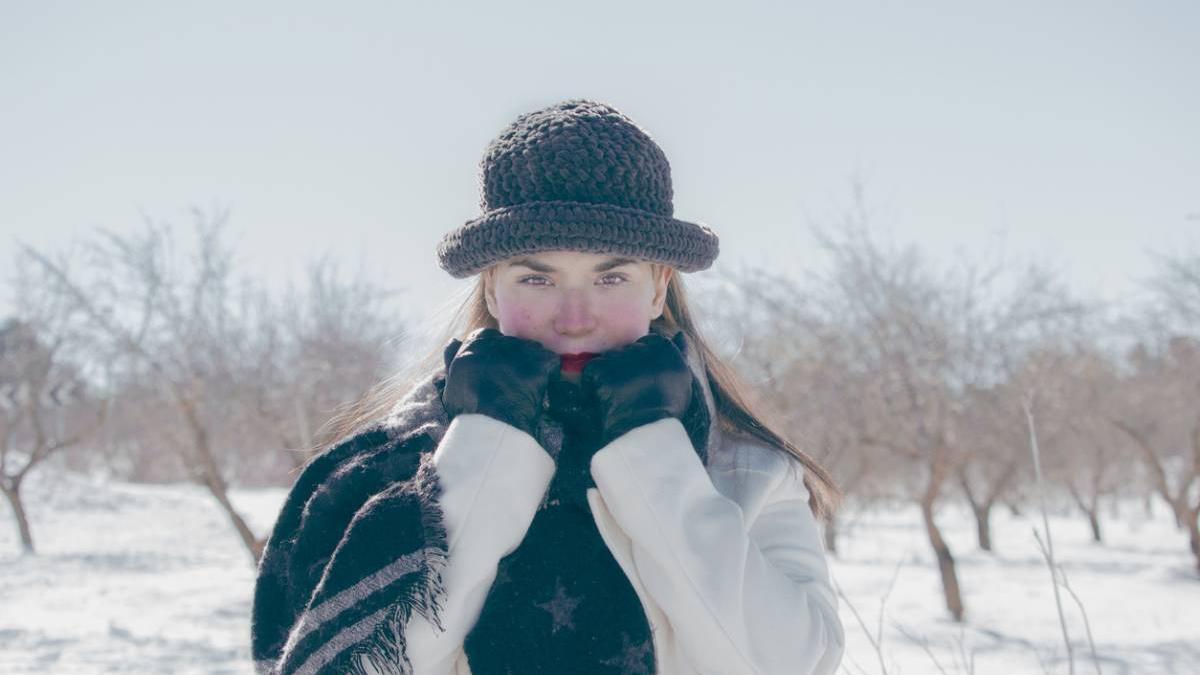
left=436, top=99, right=720, bottom=278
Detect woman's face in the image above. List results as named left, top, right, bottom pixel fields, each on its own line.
left=483, top=250, right=672, bottom=355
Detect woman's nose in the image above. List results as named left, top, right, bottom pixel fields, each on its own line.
left=554, top=291, right=595, bottom=333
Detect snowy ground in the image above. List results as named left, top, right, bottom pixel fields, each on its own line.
left=1, top=470, right=1197, bottom=674
left=832, top=500, right=1200, bottom=674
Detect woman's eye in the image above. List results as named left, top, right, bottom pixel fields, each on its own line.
left=517, top=274, right=628, bottom=286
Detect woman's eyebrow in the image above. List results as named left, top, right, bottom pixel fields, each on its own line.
left=508, top=257, right=638, bottom=273
left=508, top=258, right=555, bottom=272
left=593, top=257, right=639, bottom=272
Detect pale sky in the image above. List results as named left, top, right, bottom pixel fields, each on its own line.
left=3, top=1, right=1197, bottom=329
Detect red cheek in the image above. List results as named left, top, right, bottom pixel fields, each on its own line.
left=500, top=308, right=535, bottom=332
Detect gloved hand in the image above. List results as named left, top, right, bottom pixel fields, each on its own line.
left=441, top=327, right=561, bottom=438
left=580, top=330, right=694, bottom=447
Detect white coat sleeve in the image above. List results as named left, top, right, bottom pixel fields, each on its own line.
left=589, top=417, right=845, bottom=675
left=398, top=413, right=555, bottom=674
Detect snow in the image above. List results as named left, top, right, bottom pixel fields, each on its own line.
left=832, top=502, right=1200, bottom=674
left=1, top=470, right=1198, bottom=674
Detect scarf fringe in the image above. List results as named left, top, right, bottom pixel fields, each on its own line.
left=346, top=450, right=450, bottom=675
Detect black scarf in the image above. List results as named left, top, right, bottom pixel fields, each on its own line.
left=251, top=329, right=714, bottom=674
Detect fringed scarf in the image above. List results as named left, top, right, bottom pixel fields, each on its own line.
left=251, top=327, right=717, bottom=674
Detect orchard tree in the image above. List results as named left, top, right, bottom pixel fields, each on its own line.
left=803, top=186, right=1081, bottom=619
left=240, top=256, right=406, bottom=475
left=1, top=253, right=107, bottom=553
left=25, top=209, right=270, bottom=561
left=1107, top=245, right=1200, bottom=571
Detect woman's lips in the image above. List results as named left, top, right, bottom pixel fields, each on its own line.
left=559, top=352, right=600, bottom=374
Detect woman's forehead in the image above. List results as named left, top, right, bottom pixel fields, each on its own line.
left=501, top=251, right=648, bottom=271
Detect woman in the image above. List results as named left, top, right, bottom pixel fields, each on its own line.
left=252, top=99, right=844, bottom=674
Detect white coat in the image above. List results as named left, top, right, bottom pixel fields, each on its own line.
left=389, top=382, right=846, bottom=673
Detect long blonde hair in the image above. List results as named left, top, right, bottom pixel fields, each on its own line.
left=312, top=265, right=841, bottom=519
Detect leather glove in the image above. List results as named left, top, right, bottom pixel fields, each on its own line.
left=580, top=330, right=694, bottom=447
left=441, top=327, right=560, bottom=438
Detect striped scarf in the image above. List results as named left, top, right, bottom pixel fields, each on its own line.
left=250, top=365, right=454, bottom=675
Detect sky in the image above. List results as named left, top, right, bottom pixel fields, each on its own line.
left=2, top=0, right=1197, bottom=330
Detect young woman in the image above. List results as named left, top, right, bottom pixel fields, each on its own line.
left=252, top=99, right=845, bottom=674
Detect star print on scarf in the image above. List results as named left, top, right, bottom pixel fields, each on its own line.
left=601, top=632, right=656, bottom=675
left=536, top=577, right=583, bottom=634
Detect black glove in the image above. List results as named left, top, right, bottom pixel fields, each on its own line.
left=441, top=327, right=560, bottom=438
left=580, top=330, right=694, bottom=447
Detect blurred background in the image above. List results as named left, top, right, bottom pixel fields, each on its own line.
left=2, top=1, right=1198, bottom=673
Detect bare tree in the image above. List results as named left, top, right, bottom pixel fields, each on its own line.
left=240, top=256, right=406, bottom=475
left=955, top=383, right=1027, bottom=552
left=1107, top=337, right=1200, bottom=571
left=1146, top=247, right=1200, bottom=335
left=958, top=336, right=1115, bottom=551
left=23, top=208, right=269, bottom=562
left=1027, top=347, right=1128, bottom=544
left=952, top=257, right=1086, bottom=555
left=1105, top=245, right=1200, bottom=571
left=1, top=254, right=107, bottom=553
left=801, top=199, right=970, bottom=621
left=801, top=184, right=1081, bottom=619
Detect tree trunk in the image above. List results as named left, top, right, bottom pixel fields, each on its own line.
left=1185, top=507, right=1200, bottom=574
left=203, top=472, right=266, bottom=562
left=1086, top=508, right=1103, bottom=543
left=972, top=503, right=993, bottom=552
left=180, top=398, right=266, bottom=563
left=921, top=497, right=964, bottom=621
left=1, top=481, right=35, bottom=554
left=1068, top=486, right=1104, bottom=544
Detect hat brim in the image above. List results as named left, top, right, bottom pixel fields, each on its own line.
left=436, top=200, right=719, bottom=279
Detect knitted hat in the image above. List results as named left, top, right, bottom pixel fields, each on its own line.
left=436, top=99, right=720, bottom=278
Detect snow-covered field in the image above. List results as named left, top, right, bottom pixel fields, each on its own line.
left=1, top=470, right=1197, bottom=674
